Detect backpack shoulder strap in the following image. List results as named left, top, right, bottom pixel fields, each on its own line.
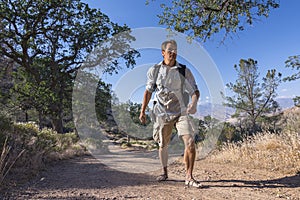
left=178, top=63, right=186, bottom=77
left=178, top=63, right=186, bottom=87
left=153, top=64, right=160, bottom=91
left=178, top=63, right=189, bottom=106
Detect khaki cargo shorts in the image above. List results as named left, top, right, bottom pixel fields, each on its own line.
left=153, top=115, right=195, bottom=148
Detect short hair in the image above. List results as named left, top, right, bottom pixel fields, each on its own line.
left=161, top=40, right=177, bottom=51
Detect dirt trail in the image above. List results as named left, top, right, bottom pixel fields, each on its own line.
left=2, top=153, right=300, bottom=200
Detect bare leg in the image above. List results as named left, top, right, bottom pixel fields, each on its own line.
left=157, top=146, right=168, bottom=181
left=156, top=122, right=173, bottom=181
left=182, top=134, right=196, bottom=180
left=182, top=134, right=203, bottom=188
left=159, top=145, right=168, bottom=172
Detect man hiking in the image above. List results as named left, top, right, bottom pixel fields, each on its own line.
left=139, top=39, right=202, bottom=188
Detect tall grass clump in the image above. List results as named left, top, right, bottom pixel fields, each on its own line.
left=212, top=107, right=300, bottom=174
left=212, top=131, right=300, bottom=174
left=0, top=137, right=25, bottom=185
left=0, top=111, right=23, bottom=185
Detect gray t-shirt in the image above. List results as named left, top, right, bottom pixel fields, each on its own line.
left=146, top=61, right=198, bottom=121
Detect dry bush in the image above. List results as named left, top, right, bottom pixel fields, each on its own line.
left=282, top=107, right=300, bottom=133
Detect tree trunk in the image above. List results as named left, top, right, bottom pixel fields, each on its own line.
left=38, top=111, right=43, bottom=130
left=25, top=111, right=28, bottom=122
left=51, top=117, right=64, bottom=133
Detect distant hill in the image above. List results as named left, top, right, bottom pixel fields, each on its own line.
left=275, top=97, right=295, bottom=110
left=196, top=97, right=295, bottom=121
left=196, top=103, right=234, bottom=121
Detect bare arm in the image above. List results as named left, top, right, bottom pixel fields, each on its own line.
left=139, top=90, right=152, bottom=124
left=187, top=90, right=200, bottom=114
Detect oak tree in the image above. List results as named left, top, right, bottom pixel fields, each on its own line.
left=153, top=0, right=279, bottom=42
left=0, top=0, right=139, bottom=132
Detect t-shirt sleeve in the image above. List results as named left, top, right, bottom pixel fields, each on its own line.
left=145, top=66, right=157, bottom=93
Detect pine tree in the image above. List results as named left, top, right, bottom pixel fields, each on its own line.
left=223, top=58, right=281, bottom=135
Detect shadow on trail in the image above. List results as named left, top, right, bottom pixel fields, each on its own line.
left=19, top=155, right=156, bottom=191
left=204, top=173, right=300, bottom=189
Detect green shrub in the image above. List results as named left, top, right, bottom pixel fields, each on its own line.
left=0, top=112, right=13, bottom=148
left=0, top=122, right=86, bottom=187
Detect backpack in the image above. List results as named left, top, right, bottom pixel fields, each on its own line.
left=152, top=63, right=189, bottom=106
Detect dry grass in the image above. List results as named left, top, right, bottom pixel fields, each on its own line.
left=0, top=137, right=25, bottom=185
left=212, top=132, right=300, bottom=174
left=211, top=107, right=300, bottom=175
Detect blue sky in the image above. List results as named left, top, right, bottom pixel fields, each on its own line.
left=82, top=0, right=300, bottom=104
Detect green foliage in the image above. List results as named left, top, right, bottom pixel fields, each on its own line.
left=259, top=101, right=283, bottom=133
left=0, top=55, right=14, bottom=108
left=10, top=122, right=81, bottom=158
left=293, top=97, right=300, bottom=107
left=195, top=115, right=240, bottom=147
left=195, top=115, right=220, bottom=143
left=95, top=80, right=112, bottom=122
left=0, top=137, right=25, bottom=185
left=0, top=0, right=139, bottom=132
left=0, top=112, right=13, bottom=132
left=0, top=121, right=84, bottom=185
left=111, top=101, right=152, bottom=139
left=283, top=55, right=300, bottom=107
left=219, top=122, right=241, bottom=143
left=283, top=55, right=300, bottom=81
left=222, top=58, right=282, bottom=135
left=0, top=112, right=13, bottom=149
left=128, top=101, right=146, bottom=125
left=154, top=0, right=279, bottom=42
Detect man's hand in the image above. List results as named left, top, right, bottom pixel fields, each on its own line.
left=139, top=90, right=152, bottom=125
left=139, top=112, right=147, bottom=124
left=187, top=90, right=199, bottom=115
left=187, top=103, right=197, bottom=114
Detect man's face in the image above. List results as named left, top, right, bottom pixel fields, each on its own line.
left=162, top=43, right=177, bottom=65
